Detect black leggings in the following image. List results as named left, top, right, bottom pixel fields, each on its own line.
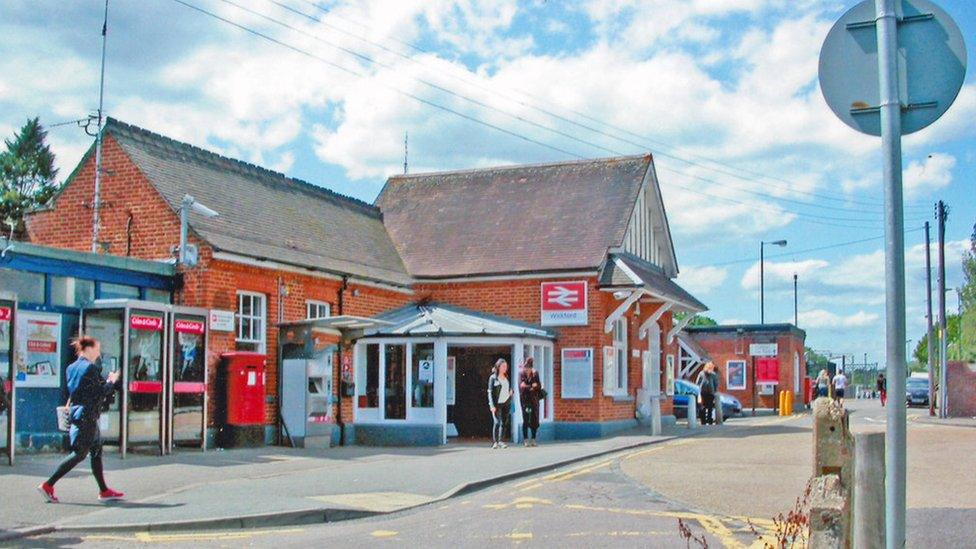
left=522, top=403, right=539, bottom=440
left=492, top=402, right=510, bottom=443
left=47, top=423, right=108, bottom=491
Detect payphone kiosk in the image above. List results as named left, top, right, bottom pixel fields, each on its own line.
left=169, top=306, right=209, bottom=450
left=82, top=300, right=209, bottom=457
left=1, top=293, right=15, bottom=466
left=279, top=322, right=337, bottom=448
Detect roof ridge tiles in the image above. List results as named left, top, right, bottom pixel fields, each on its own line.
left=386, top=153, right=651, bottom=181
left=104, top=117, right=380, bottom=217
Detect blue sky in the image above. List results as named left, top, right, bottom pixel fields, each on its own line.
left=1, top=0, right=973, bottom=364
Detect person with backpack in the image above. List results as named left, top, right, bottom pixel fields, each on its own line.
left=518, top=357, right=544, bottom=447
left=696, top=362, right=719, bottom=425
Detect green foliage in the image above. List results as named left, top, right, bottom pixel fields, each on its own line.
left=961, top=220, right=976, bottom=312
left=673, top=313, right=719, bottom=327
left=805, top=346, right=830, bottom=376
left=0, top=117, right=59, bottom=237
left=914, top=314, right=961, bottom=364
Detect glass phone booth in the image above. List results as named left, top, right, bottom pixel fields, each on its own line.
left=1, top=293, right=15, bottom=466
left=82, top=300, right=169, bottom=458
left=169, top=306, right=208, bottom=450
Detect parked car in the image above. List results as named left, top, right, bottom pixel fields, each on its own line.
left=672, top=379, right=742, bottom=419
left=906, top=376, right=930, bottom=406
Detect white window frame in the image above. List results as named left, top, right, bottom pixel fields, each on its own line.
left=306, top=300, right=331, bottom=320
left=236, top=291, right=267, bottom=353
left=605, top=318, right=628, bottom=396
left=727, top=359, right=747, bottom=390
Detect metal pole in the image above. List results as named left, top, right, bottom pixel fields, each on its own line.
left=179, top=200, right=189, bottom=265
left=925, top=221, right=935, bottom=415
left=937, top=201, right=948, bottom=418
left=876, top=1, right=907, bottom=545
left=760, top=242, right=765, bottom=324
left=91, top=0, right=109, bottom=254
left=793, top=273, right=798, bottom=327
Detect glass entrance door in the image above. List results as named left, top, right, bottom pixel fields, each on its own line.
left=0, top=299, right=14, bottom=465
left=126, top=309, right=166, bottom=454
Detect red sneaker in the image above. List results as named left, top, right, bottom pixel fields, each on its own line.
left=37, top=482, right=59, bottom=503
left=98, top=488, right=125, bottom=501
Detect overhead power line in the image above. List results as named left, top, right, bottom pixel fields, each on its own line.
left=206, top=0, right=922, bottom=225
left=280, top=0, right=931, bottom=213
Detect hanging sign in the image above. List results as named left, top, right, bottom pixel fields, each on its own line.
left=209, top=310, right=235, bottom=332
left=15, top=311, right=61, bottom=388
left=561, top=348, right=593, bottom=399
left=130, top=314, right=163, bottom=331
left=749, top=343, right=778, bottom=357
left=540, top=281, right=588, bottom=326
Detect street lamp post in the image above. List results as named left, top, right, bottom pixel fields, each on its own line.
left=793, top=273, right=799, bottom=327
left=760, top=239, right=788, bottom=324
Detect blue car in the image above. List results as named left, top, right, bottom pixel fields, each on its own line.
left=673, top=379, right=742, bottom=419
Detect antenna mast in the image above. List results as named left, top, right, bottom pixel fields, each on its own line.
left=91, top=0, right=109, bottom=253
left=403, top=131, right=408, bottom=174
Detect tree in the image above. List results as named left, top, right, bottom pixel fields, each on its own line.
left=0, top=118, right=59, bottom=238
left=913, top=314, right=961, bottom=365
left=673, top=312, right=718, bottom=327
left=961, top=220, right=976, bottom=311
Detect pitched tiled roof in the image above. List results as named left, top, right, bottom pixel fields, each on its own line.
left=598, top=252, right=707, bottom=312
left=376, top=155, right=652, bottom=279
left=104, top=119, right=412, bottom=286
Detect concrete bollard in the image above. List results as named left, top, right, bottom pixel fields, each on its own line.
left=809, top=474, right=849, bottom=549
left=714, top=395, right=724, bottom=425
left=687, top=399, right=699, bottom=429
left=853, top=432, right=886, bottom=549
left=810, top=397, right=854, bottom=548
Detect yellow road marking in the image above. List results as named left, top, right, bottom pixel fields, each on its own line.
left=484, top=496, right=552, bottom=510
left=371, top=530, right=398, bottom=538
left=506, top=532, right=533, bottom=540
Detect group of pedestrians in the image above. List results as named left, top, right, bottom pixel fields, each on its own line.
left=487, top=357, right=545, bottom=449
left=815, top=368, right=850, bottom=406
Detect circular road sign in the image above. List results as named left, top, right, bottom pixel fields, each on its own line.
left=819, top=0, right=967, bottom=136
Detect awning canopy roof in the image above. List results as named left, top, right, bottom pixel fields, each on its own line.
left=362, top=303, right=555, bottom=339
left=278, top=315, right=393, bottom=331
left=599, top=253, right=707, bottom=313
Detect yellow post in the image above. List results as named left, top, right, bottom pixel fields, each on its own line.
left=779, top=390, right=786, bottom=416
left=786, top=390, right=793, bottom=415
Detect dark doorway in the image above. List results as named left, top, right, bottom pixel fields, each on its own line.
left=448, top=346, right=511, bottom=439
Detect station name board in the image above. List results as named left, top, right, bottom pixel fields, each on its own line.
left=540, top=281, right=588, bottom=326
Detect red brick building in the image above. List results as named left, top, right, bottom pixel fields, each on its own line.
left=27, top=118, right=706, bottom=446
left=681, top=324, right=807, bottom=411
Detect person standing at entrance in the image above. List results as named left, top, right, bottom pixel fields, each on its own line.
left=519, top=357, right=543, bottom=447
left=487, top=359, right=513, bottom=449
left=832, top=369, right=848, bottom=406
left=877, top=373, right=887, bottom=407
left=695, top=362, right=719, bottom=425
left=38, top=336, right=124, bottom=503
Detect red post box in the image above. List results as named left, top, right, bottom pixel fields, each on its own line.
left=221, top=352, right=267, bottom=426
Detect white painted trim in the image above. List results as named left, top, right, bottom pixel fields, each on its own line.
left=604, top=289, right=645, bottom=333
left=211, top=251, right=414, bottom=294
left=415, top=271, right=597, bottom=284
left=639, top=302, right=672, bottom=340
left=667, top=314, right=696, bottom=344
left=612, top=256, right=644, bottom=286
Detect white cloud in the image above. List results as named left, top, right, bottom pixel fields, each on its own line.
left=797, top=309, right=878, bottom=329
left=741, top=259, right=830, bottom=290
left=903, top=153, right=955, bottom=199
left=677, top=265, right=728, bottom=295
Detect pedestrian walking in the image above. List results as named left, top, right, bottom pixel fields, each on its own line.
left=487, top=358, right=513, bottom=449
left=38, top=336, right=124, bottom=503
left=832, top=369, right=848, bottom=406
left=877, top=373, right=887, bottom=407
left=816, top=369, right=830, bottom=399
left=519, top=357, right=544, bottom=446
left=695, top=362, right=719, bottom=425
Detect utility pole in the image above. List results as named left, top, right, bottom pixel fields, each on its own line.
left=760, top=242, right=765, bottom=324
left=91, top=0, right=109, bottom=254
left=937, top=200, right=948, bottom=418
left=403, top=131, right=408, bottom=175
left=925, top=221, right=935, bottom=415
left=793, top=273, right=799, bottom=327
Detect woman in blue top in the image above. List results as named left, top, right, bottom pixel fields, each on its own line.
left=38, top=336, right=124, bottom=503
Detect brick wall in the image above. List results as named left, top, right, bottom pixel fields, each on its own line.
left=691, top=330, right=806, bottom=410
left=417, top=278, right=676, bottom=423
left=947, top=361, right=976, bottom=418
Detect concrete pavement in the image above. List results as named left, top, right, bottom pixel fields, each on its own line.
left=621, top=399, right=976, bottom=548
left=1, top=424, right=697, bottom=542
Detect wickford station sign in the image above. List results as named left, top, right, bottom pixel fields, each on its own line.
left=540, top=281, right=588, bottom=326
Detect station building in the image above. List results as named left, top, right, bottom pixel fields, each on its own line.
left=21, top=118, right=707, bottom=449
left=679, top=324, right=808, bottom=411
